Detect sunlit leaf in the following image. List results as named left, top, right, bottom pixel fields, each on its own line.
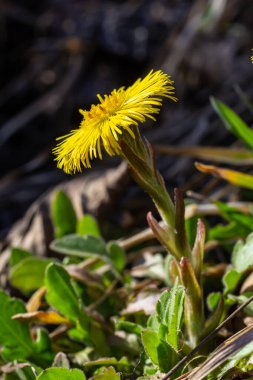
left=222, top=268, right=242, bottom=295
left=10, top=257, right=52, bottom=293
left=9, top=247, right=32, bottom=268
left=45, top=263, right=82, bottom=321
left=37, top=367, right=86, bottom=380
left=196, top=162, right=253, bottom=190
left=77, top=215, right=101, bottom=237
left=92, top=367, right=121, bottom=380
left=51, top=191, right=77, bottom=238
left=142, top=329, right=177, bottom=373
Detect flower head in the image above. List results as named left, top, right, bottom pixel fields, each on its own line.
left=53, top=70, right=177, bottom=173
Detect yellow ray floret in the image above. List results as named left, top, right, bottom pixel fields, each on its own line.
left=53, top=70, right=177, bottom=173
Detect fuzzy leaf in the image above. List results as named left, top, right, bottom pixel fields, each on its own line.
left=156, top=280, right=184, bottom=350
left=50, top=234, right=107, bottom=258
left=142, top=330, right=177, bottom=373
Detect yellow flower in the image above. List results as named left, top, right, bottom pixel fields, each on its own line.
left=53, top=70, right=177, bottom=173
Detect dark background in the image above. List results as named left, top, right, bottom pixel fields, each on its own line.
left=0, top=0, right=253, bottom=241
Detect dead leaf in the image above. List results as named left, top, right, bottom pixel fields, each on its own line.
left=12, top=310, right=71, bottom=325
left=121, top=289, right=161, bottom=316
left=26, top=286, right=47, bottom=312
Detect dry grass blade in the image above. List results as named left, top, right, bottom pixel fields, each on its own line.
left=187, top=324, right=253, bottom=380
left=155, top=145, right=253, bottom=166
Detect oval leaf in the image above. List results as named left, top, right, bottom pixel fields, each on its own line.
left=45, top=263, right=81, bottom=321
left=37, top=367, right=86, bottom=380
left=51, top=191, right=77, bottom=238
left=10, top=257, right=52, bottom=293
left=77, top=215, right=101, bottom=237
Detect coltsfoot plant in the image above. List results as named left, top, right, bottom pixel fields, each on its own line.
left=1, top=60, right=253, bottom=379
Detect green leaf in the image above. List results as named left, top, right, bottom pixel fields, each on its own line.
left=34, top=329, right=54, bottom=365
left=215, top=202, right=253, bottom=228
left=185, top=216, right=198, bottom=249
left=147, top=313, right=160, bottom=332
left=51, top=191, right=77, bottom=238
left=209, top=202, right=253, bottom=240
left=114, top=320, right=142, bottom=336
left=77, top=215, right=101, bottom=237
left=0, top=290, right=33, bottom=361
left=232, top=233, right=253, bottom=272
left=37, top=368, right=86, bottom=380
left=142, top=330, right=177, bottom=373
left=89, top=323, right=111, bottom=357
left=207, top=292, right=221, bottom=312
left=50, top=234, right=107, bottom=258
left=106, top=242, right=126, bottom=271
left=209, top=221, right=249, bottom=241
left=222, top=268, right=242, bottom=296
left=10, top=257, right=53, bottom=292
left=9, top=247, right=32, bottom=267
left=45, top=263, right=82, bottom=321
left=84, top=357, right=129, bottom=371
left=210, top=97, right=253, bottom=150
left=92, top=366, right=121, bottom=380
left=50, top=235, right=122, bottom=279
left=156, top=280, right=185, bottom=350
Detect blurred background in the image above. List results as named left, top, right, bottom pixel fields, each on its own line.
left=0, top=0, right=252, bottom=249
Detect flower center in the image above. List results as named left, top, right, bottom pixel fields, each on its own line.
left=83, top=90, right=125, bottom=123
